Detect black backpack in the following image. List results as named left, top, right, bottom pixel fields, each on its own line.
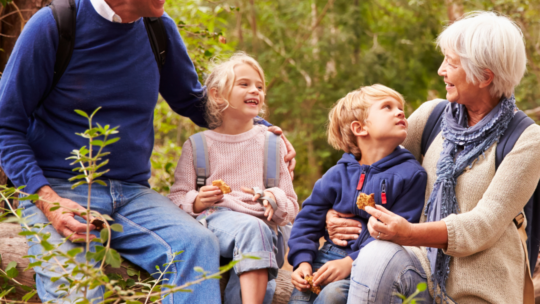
left=421, top=100, right=540, bottom=271
left=47, top=0, right=167, bottom=92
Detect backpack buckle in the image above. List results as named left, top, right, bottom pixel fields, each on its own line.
left=513, top=212, right=525, bottom=229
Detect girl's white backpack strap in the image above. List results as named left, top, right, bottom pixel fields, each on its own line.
left=188, top=133, right=209, bottom=190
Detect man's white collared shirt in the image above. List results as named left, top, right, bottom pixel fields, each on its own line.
left=89, top=0, right=122, bottom=23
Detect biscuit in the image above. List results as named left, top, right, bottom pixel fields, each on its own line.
left=91, top=219, right=105, bottom=231
left=356, top=193, right=376, bottom=210
left=305, top=275, right=321, bottom=295
left=212, top=179, right=231, bottom=194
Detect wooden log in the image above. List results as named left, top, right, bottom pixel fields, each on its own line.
left=0, top=222, right=293, bottom=303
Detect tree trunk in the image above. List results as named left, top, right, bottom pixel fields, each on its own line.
left=0, top=0, right=47, bottom=70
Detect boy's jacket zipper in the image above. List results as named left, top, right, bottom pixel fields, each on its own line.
left=381, top=179, right=387, bottom=204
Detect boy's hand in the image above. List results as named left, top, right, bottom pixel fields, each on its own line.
left=194, top=186, right=224, bottom=213
left=291, top=262, right=312, bottom=292
left=312, top=256, right=353, bottom=286
left=241, top=187, right=277, bottom=221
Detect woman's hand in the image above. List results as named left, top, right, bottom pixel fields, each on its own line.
left=365, top=205, right=413, bottom=244
left=193, top=186, right=224, bottom=213
left=312, top=256, right=353, bottom=287
left=326, top=209, right=361, bottom=246
left=267, top=126, right=296, bottom=180
left=291, top=262, right=312, bottom=292
left=241, top=187, right=276, bottom=221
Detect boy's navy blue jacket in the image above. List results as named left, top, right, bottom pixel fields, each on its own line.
left=287, top=147, right=427, bottom=268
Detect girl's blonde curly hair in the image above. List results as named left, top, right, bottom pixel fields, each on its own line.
left=327, top=84, right=405, bottom=159
left=205, top=52, right=267, bottom=129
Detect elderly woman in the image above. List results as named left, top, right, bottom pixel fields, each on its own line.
left=326, top=12, right=540, bottom=303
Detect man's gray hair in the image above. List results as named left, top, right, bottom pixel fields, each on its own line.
left=437, top=11, right=527, bottom=98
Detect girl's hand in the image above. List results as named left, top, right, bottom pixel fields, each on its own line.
left=312, top=256, right=353, bottom=286
left=241, top=187, right=277, bottom=221
left=194, top=186, right=224, bottom=213
left=291, top=262, right=312, bottom=292
left=365, top=205, right=413, bottom=244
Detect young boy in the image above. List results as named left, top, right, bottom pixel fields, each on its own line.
left=287, top=84, right=427, bottom=304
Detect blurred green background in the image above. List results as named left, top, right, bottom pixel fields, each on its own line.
left=150, top=0, right=540, bottom=203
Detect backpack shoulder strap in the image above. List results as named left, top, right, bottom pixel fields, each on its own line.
left=420, top=100, right=449, bottom=156
left=264, top=131, right=281, bottom=188
left=189, top=133, right=209, bottom=190
left=495, top=110, right=537, bottom=273
left=48, top=0, right=76, bottom=89
left=143, top=17, right=167, bottom=72
left=495, top=110, right=534, bottom=169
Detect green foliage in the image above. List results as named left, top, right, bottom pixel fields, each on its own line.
left=396, top=282, right=427, bottom=303
left=152, top=0, right=540, bottom=203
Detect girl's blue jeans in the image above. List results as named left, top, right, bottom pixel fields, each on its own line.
left=20, top=178, right=221, bottom=304
left=347, top=240, right=433, bottom=303
left=197, top=207, right=280, bottom=304
left=288, top=242, right=350, bottom=304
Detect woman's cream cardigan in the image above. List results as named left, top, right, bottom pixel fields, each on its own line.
left=402, top=99, right=540, bottom=303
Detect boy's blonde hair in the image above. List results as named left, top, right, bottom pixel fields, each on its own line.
left=327, top=84, right=405, bottom=159
left=205, top=52, right=266, bottom=129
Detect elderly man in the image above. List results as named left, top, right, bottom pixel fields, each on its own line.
left=0, top=0, right=294, bottom=302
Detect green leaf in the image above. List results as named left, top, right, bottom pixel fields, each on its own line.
left=48, top=206, right=61, bottom=212
left=74, top=109, right=89, bottom=118
left=126, top=268, right=138, bottom=277
left=101, top=214, right=114, bottom=221
left=6, top=261, right=18, bottom=278
left=90, top=140, right=104, bottom=147
left=105, top=137, right=120, bottom=145
left=103, top=290, right=114, bottom=299
left=18, top=230, right=37, bottom=236
left=71, top=181, right=87, bottom=189
left=18, top=194, right=39, bottom=201
left=416, top=282, right=427, bottom=292
left=67, top=248, right=83, bottom=258
left=110, top=223, right=123, bottom=232
left=40, top=240, right=54, bottom=251
left=100, top=229, right=109, bottom=243
left=94, top=180, right=108, bottom=187
left=24, top=261, right=42, bottom=271
left=105, top=249, right=122, bottom=268
left=193, top=266, right=204, bottom=272
left=22, top=290, right=37, bottom=302
left=50, top=276, right=61, bottom=283
left=90, top=107, right=102, bottom=118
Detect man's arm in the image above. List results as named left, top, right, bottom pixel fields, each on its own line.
left=0, top=8, right=57, bottom=194
left=0, top=8, right=95, bottom=241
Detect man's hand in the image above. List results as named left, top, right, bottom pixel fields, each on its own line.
left=37, top=186, right=95, bottom=242
left=312, top=256, right=353, bottom=287
left=291, top=262, right=312, bottom=292
left=267, top=126, right=296, bottom=179
left=326, top=209, right=361, bottom=246
left=194, top=185, right=224, bottom=213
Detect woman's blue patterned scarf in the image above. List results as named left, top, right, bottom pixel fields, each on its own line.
left=425, top=95, right=517, bottom=303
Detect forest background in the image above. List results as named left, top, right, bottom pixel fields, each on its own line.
left=0, top=0, right=539, bottom=203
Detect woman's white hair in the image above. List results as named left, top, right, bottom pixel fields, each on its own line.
left=437, top=11, right=527, bottom=98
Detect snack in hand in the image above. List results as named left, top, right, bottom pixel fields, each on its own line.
left=304, top=275, right=321, bottom=295
left=356, top=193, right=376, bottom=210
left=91, top=219, right=105, bottom=231
left=212, top=179, right=231, bottom=194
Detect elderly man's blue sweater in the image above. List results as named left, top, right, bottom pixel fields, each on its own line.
left=287, top=147, right=427, bottom=267
left=0, top=0, right=229, bottom=193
